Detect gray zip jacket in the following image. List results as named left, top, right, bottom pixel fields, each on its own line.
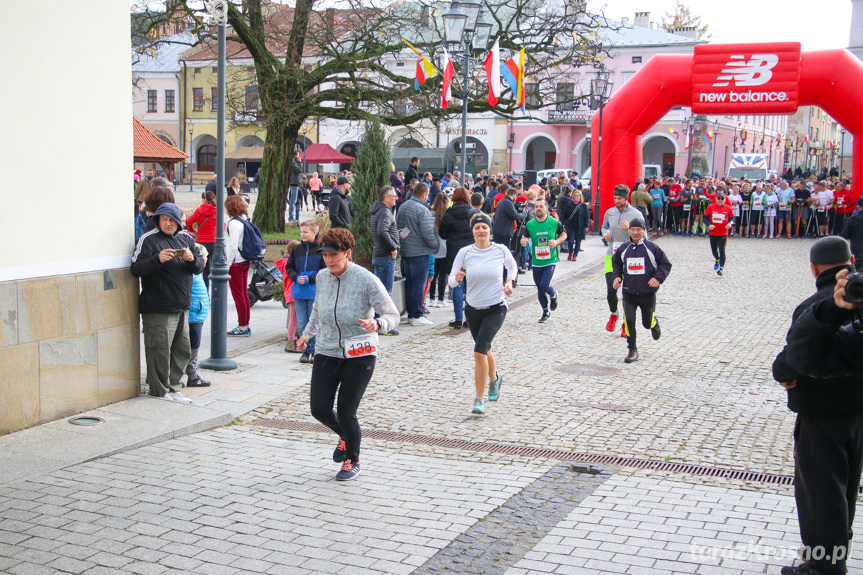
left=303, top=263, right=400, bottom=358
left=601, top=204, right=643, bottom=257
left=396, top=195, right=440, bottom=257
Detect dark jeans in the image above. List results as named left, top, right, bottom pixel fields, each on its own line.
left=403, top=255, right=429, bottom=318
left=200, top=242, right=214, bottom=289
left=709, top=235, right=728, bottom=268
left=309, top=355, right=376, bottom=463
left=565, top=226, right=582, bottom=254
left=794, top=412, right=863, bottom=575
left=432, top=258, right=447, bottom=301
left=532, top=265, right=557, bottom=311
left=372, top=256, right=396, bottom=294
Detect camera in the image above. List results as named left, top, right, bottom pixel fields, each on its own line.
left=845, top=272, right=863, bottom=305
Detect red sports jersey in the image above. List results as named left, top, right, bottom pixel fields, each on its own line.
left=834, top=190, right=855, bottom=214
left=704, top=204, right=735, bottom=236
left=669, top=185, right=683, bottom=206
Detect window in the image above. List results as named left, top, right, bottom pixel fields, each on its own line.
left=193, top=88, right=203, bottom=111
left=244, top=85, right=259, bottom=111
left=165, top=90, right=175, bottom=113
left=525, top=82, right=540, bottom=107
left=193, top=67, right=201, bottom=74
left=210, top=87, right=218, bottom=112
left=396, top=61, right=405, bottom=67
left=212, top=66, right=218, bottom=73
left=631, top=56, right=642, bottom=64
left=555, top=83, right=575, bottom=105
left=147, top=90, right=157, bottom=113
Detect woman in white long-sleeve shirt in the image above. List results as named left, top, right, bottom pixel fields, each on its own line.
left=225, top=195, right=251, bottom=336
left=448, top=212, right=517, bottom=415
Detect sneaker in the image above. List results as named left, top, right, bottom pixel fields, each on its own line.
left=448, top=320, right=465, bottom=329
left=549, top=293, right=558, bottom=311
left=167, top=391, right=192, bottom=404
left=227, top=326, right=251, bottom=337
left=186, top=377, right=211, bottom=387
left=624, top=349, right=639, bottom=363
left=333, top=438, right=347, bottom=463
left=780, top=563, right=825, bottom=575
left=471, top=398, right=485, bottom=414
left=336, top=460, right=361, bottom=481
left=284, top=339, right=299, bottom=353
left=651, top=322, right=661, bottom=341
left=717, top=267, right=723, bottom=276
left=409, top=316, right=433, bottom=326
left=606, top=314, right=618, bottom=332
left=714, top=260, right=720, bottom=271
left=488, top=373, right=502, bottom=401
left=381, top=330, right=400, bottom=336
left=299, top=352, right=312, bottom=364
left=538, top=310, right=550, bottom=323
left=438, top=299, right=446, bottom=307
left=621, top=320, right=627, bottom=338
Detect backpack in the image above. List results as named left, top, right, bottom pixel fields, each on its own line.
left=230, top=217, right=267, bottom=260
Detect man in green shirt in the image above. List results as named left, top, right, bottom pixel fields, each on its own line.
left=520, top=197, right=567, bottom=323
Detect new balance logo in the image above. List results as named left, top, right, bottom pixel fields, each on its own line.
left=712, top=54, right=779, bottom=87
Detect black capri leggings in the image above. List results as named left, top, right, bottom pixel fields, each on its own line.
left=464, top=303, right=507, bottom=354
left=309, top=354, right=375, bottom=463
left=710, top=235, right=728, bottom=268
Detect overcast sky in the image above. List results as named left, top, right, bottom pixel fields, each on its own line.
left=589, top=0, right=853, bottom=51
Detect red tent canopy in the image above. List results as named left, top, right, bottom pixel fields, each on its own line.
left=301, top=143, right=355, bottom=163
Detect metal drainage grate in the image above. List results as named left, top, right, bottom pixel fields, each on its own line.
left=556, top=363, right=621, bottom=377
left=249, top=419, right=794, bottom=487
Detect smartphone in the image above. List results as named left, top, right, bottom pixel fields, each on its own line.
left=173, top=249, right=185, bottom=257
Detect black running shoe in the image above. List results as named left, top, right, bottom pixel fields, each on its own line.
left=651, top=323, right=661, bottom=341
left=549, top=293, right=558, bottom=311
left=539, top=310, right=550, bottom=323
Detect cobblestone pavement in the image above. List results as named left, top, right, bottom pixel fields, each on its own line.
left=3, top=235, right=854, bottom=575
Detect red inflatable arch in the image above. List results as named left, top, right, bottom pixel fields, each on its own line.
left=591, top=43, right=863, bottom=219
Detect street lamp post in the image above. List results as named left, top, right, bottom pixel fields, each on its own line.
left=187, top=120, right=195, bottom=193
left=200, top=0, right=237, bottom=372
left=685, top=115, right=702, bottom=177
left=590, top=67, right=612, bottom=233
left=711, top=120, right=719, bottom=177
left=441, top=2, right=491, bottom=180
left=840, top=128, right=846, bottom=176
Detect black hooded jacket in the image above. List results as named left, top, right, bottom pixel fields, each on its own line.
left=131, top=207, right=204, bottom=314
left=773, top=265, right=863, bottom=414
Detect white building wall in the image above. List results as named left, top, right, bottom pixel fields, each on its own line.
left=1, top=0, right=132, bottom=281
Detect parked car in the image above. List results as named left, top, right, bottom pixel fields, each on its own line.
left=537, top=168, right=578, bottom=182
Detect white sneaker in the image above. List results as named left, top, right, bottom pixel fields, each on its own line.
left=409, top=316, right=433, bottom=326
left=167, top=391, right=192, bottom=404
left=438, top=299, right=447, bottom=307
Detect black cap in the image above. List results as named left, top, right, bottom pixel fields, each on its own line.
left=629, top=218, right=645, bottom=230
left=319, top=244, right=341, bottom=253
left=810, top=236, right=852, bottom=265
left=337, top=176, right=350, bottom=186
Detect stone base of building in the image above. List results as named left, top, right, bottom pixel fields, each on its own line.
left=0, top=269, right=140, bottom=435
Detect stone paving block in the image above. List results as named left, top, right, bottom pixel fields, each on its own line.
left=8, top=561, right=56, bottom=575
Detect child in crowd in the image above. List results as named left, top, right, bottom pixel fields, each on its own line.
left=275, top=239, right=301, bottom=353
left=185, top=244, right=211, bottom=387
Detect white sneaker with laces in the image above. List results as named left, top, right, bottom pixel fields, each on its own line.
left=168, top=391, right=192, bottom=404
left=410, top=316, right=433, bottom=326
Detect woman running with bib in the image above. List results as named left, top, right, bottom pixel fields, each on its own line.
left=449, top=213, right=517, bottom=415
left=298, top=228, right=399, bottom=481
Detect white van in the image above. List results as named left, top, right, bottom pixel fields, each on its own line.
left=536, top=168, right=577, bottom=182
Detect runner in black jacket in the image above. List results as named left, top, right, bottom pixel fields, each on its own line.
left=772, top=237, right=863, bottom=575
left=611, top=219, right=671, bottom=364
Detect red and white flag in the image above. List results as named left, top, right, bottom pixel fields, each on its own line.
left=441, top=49, right=454, bottom=110
left=483, top=38, right=500, bottom=107
left=804, top=135, right=810, bottom=145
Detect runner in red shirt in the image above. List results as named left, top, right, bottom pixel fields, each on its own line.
left=704, top=191, right=735, bottom=276
left=832, top=182, right=854, bottom=235
left=667, top=178, right=683, bottom=234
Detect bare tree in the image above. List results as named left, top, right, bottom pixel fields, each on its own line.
left=134, top=0, right=609, bottom=232
left=660, top=1, right=710, bottom=40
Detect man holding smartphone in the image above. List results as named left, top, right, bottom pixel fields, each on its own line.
left=131, top=203, right=204, bottom=403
